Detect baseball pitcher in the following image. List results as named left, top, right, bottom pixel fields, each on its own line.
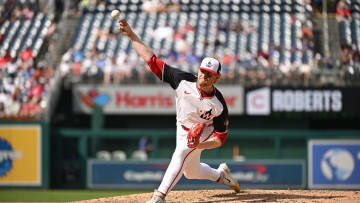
left=118, top=19, right=240, bottom=203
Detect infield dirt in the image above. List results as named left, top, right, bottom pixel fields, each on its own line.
left=71, top=189, right=360, bottom=202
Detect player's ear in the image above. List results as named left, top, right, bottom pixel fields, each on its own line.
left=214, top=74, right=221, bottom=83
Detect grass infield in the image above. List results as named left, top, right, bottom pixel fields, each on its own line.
left=0, top=189, right=151, bottom=202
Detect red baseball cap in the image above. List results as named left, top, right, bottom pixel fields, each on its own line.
left=199, top=57, right=222, bottom=75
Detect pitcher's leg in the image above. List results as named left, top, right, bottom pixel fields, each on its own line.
left=157, top=146, right=196, bottom=195
left=183, top=149, right=220, bottom=181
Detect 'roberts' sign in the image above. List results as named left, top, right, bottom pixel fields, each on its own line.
left=246, top=88, right=345, bottom=115
left=272, top=90, right=342, bottom=112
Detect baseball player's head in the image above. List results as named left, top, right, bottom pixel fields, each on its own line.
left=197, top=57, right=221, bottom=89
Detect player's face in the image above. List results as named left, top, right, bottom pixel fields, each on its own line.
left=197, top=69, right=220, bottom=88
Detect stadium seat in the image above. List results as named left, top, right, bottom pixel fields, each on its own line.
left=131, top=150, right=148, bottom=161
left=96, top=150, right=112, bottom=160
left=112, top=150, right=127, bottom=161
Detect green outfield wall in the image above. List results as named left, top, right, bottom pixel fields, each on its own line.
left=53, top=126, right=360, bottom=188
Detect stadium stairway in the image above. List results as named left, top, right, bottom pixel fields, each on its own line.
left=327, top=17, right=341, bottom=63
left=43, top=12, right=84, bottom=121
left=53, top=17, right=81, bottom=64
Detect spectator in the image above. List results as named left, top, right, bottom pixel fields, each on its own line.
left=186, top=52, right=199, bottom=73
left=11, top=6, right=22, bottom=22
left=0, top=102, right=4, bottom=118
left=103, top=57, right=113, bottom=85
left=214, top=38, right=224, bottom=48
left=128, top=52, right=146, bottom=83
left=82, top=52, right=94, bottom=76
left=0, top=49, right=12, bottom=68
left=114, top=51, right=132, bottom=83
left=353, top=51, right=360, bottom=71
left=96, top=52, right=107, bottom=74
left=72, top=45, right=84, bottom=62
left=216, top=20, right=228, bottom=33
left=4, top=92, right=21, bottom=117
left=230, top=20, right=243, bottom=33
left=175, top=21, right=195, bottom=39
left=336, top=0, right=351, bottom=22
left=221, top=52, right=233, bottom=80
left=301, top=24, right=313, bottom=40
left=142, top=0, right=162, bottom=13
left=142, top=0, right=179, bottom=13
left=19, top=47, right=33, bottom=62
left=174, top=36, right=189, bottom=54
left=19, top=96, right=31, bottom=118
left=30, top=81, right=43, bottom=98
left=22, top=4, right=34, bottom=20
left=138, top=136, right=153, bottom=156
left=153, top=22, right=174, bottom=41
left=27, top=96, right=42, bottom=118
left=340, top=44, right=353, bottom=67
left=60, top=49, right=72, bottom=77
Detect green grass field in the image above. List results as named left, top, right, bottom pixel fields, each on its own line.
left=0, top=189, right=151, bottom=202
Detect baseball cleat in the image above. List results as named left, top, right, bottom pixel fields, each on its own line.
left=217, top=163, right=240, bottom=193
left=146, top=189, right=166, bottom=203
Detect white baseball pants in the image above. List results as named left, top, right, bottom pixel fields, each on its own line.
left=157, top=124, right=221, bottom=195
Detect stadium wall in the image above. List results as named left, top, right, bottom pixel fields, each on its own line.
left=50, top=84, right=360, bottom=188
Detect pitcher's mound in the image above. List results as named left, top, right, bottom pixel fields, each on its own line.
left=72, top=189, right=360, bottom=203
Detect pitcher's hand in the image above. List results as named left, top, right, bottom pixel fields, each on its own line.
left=118, top=19, right=134, bottom=37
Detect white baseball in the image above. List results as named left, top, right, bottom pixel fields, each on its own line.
left=111, top=10, right=120, bottom=19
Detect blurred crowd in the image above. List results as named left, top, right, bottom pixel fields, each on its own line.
left=336, top=0, right=360, bottom=78
left=60, top=45, right=150, bottom=84
left=59, top=10, right=319, bottom=86
left=0, top=0, right=37, bottom=25
left=58, top=0, right=359, bottom=87
left=0, top=51, right=55, bottom=120
left=0, top=0, right=56, bottom=120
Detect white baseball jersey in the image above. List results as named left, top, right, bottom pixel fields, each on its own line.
left=147, top=54, right=229, bottom=144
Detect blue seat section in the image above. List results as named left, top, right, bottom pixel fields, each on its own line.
left=1, top=21, right=12, bottom=40
left=29, top=14, right=47, bottom=49
left=68, top=0, right=314, bottom=69
left=80, top=13, right=97, bottom=52
left=338, top=1, right=360, bottom=48
left=0, top=13, right=54, bottom=58
left=70, top=14, right=86, bottom=48
left=17, top=14, right=37, bottom=53
left=7, top=20, right=25, bottom=52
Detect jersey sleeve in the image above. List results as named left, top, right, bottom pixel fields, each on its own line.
left=147, top=54, right=196, bottom=89
left=213, top=91, right=229, bottom=145
left=146, top=54, right=165, bottom=79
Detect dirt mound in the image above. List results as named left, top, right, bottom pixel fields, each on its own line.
left=71, top=189, right=360, bottom=203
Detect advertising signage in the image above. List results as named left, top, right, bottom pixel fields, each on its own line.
left=246, top=87, right=360, bottom=116
left=73, top=85, right=244, bottom=115
left=73, top=85, right=360, bottom=117
left=87, top=160, right=305, bottom=189
left=0, top=125, right=42, bottom=186
left=308, top=139, right=360, bottom=189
